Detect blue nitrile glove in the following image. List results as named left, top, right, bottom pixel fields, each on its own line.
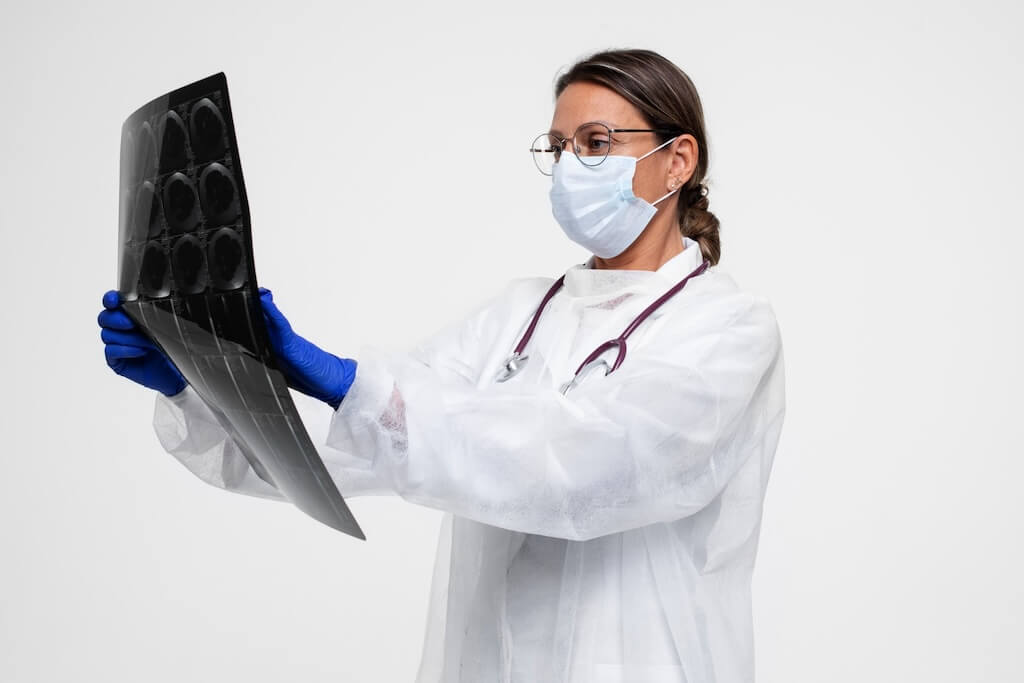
left=258, top=287, right=357, bottom=410
left=98, top=290, right=187, bottom=397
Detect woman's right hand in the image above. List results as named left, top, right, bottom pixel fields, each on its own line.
left=98, top=290, right=187, bottom=397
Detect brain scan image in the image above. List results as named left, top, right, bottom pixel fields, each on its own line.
left=116, top=73, right=363, bottom=539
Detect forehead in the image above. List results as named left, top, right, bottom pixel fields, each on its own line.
left=549, top=81, right=646, bottom=136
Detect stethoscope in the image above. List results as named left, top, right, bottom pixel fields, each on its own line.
left=494, top=257, right=711, bottom=394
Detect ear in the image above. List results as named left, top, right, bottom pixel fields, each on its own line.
left=668, top=134, right=698, bottom=186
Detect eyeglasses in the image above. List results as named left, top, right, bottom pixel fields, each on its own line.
left=529, top=121, right=682, bottom=176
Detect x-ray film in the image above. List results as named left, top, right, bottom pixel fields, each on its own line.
left=116, top=73, right=364, bottom=540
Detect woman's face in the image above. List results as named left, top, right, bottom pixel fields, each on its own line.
left=549, top=81, right=696, bottom=206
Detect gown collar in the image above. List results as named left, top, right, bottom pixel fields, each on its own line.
left=562, top=236, right=703, bottom=299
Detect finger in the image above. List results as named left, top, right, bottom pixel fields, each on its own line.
left=97, top=308, right=137, bottom=331
left=102, top=290, right=122, bottom=309
left=105, top=344, right=148, bottom=362
left=259, top=290, right=290, bottom=330
left=101, top=327, right=157, bottom=350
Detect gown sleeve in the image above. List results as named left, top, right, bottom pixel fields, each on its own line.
left=152, top=376, right=395, bottom=500
left=152, top=386, right=285, bottom=500
left=148, top=278, right=527, bottom=501
left=326, top=286, right=786, bottom=541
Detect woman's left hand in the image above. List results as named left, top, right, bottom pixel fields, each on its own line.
left=258, top=287, right=357, bottom=410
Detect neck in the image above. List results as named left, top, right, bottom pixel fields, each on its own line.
left=592, top=227, right=685, bottom=272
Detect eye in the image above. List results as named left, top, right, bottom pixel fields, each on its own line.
left=579, top=131, right=610, bottom=156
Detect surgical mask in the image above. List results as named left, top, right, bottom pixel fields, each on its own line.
left=549, top=136, right=679, bottom=259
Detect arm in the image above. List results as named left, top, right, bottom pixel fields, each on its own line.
left=153, top=385, right=395, bottom=500
left=145, top=279, right=532, bottom=502
left=94, top=284, right=388, bottom=501
left=98, top=289, right=297, bottom=498
left=153, top=386, right=286, bottom=500
left=326, top=292, right=786, bottom=541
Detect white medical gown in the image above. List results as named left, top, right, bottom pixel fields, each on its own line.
left=152, top=237, right=786, bottom=683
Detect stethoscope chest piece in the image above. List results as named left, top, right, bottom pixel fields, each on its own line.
left=495, top=352, right=529, bottom=382
left=559, top=355, right=612, bottom=395
left=559, top=337, right=626, bottom=395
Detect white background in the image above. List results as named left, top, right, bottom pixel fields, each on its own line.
left=2, top=1, right=1021, bottom=681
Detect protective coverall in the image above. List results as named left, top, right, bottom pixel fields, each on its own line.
left=152, top=237, right=786, bottom=682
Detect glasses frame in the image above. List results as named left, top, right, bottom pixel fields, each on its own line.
left=529, top=122, right=683, bottom=176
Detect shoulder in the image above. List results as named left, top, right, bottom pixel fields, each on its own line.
left=710, top=269, right=782, bottom=364
left=661, top=266, right=782, bottom=353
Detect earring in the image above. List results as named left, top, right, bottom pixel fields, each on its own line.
left=669, top=177, right=680, bottom=190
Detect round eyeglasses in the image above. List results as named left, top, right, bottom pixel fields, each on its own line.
left=529, top=121, right=682, bottom=176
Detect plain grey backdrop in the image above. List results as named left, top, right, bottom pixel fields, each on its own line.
left=2, top=0, right=1021, bottom=680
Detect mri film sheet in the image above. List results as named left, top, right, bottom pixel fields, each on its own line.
left=116, top=73, right=364, bottom=540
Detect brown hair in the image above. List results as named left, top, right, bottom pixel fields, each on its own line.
left=553, top=49, right=721, bottom=265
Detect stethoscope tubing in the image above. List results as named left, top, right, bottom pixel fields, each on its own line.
left=495, top=257, right=711, bottom=391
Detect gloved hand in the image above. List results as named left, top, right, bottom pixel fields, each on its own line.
left=258, top=287, right=357, bottom=410
left=98, top=290, right=187, bottom=397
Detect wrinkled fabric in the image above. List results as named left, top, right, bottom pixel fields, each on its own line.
left=153, top=236, right=786, bottom=683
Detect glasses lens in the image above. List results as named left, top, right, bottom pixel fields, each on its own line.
left=530, top=133, right=560, bottom=175
left=574, top=122, right=612, bottom=166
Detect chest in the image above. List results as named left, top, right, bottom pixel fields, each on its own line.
left=480, top=288, right=680, bottom=394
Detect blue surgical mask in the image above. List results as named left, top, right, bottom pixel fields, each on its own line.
left=549, top=136, right=679, bottom=258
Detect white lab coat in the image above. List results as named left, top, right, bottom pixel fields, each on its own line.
left=153, top=236, right=786, bottom=683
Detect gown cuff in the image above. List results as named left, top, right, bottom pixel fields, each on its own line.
left=326, top=346, right=403, bottom=466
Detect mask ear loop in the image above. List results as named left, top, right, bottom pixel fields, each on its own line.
left=636, top=134, right=679, bottom=162
left=651, top=185, right=680, bottom=205
left=636, top=135, right=681, bottom=205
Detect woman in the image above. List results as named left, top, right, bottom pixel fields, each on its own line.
left=99, top=48, right=785, bottom=683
